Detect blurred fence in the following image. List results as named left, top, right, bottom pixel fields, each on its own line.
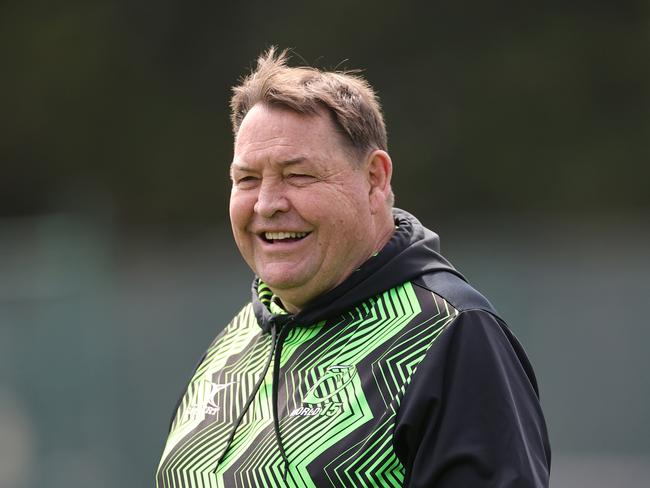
left=1, top=212, right=649, bottom=487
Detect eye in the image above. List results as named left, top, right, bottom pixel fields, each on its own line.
left=287, top=173, right=316, bottom=185
left=234, top=175, right=260, bottom=188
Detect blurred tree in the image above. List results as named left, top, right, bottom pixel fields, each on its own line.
left=1, top=0, right=647, bottom=224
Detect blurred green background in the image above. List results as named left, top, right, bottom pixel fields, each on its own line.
left=1, top=1, right=648, bottom=486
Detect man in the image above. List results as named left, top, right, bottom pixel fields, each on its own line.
left=157, top=48, right=551, bottom=487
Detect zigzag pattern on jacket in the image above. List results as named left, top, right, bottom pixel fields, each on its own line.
left=156, top=282, right=458, bottom=487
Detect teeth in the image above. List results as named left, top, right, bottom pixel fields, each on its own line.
left=264, top=231, right=308, bottom=241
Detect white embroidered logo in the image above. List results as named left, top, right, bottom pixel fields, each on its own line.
left=185, top=380, right=235, bottom=420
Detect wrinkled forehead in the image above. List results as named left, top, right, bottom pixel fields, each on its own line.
left=232, top=103, right=355, bottom=167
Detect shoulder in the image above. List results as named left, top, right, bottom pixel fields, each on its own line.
left=413, top=270, right=498, bottom=315
left=410, top=271, right=540, bottom=396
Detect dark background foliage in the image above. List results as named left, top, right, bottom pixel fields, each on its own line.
left=2, top=0, right=647, bottom=224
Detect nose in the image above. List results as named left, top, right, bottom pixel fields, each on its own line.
left=253, top=179, right=291, bottom=218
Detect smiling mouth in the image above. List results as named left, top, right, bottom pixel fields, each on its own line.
left=260, top=231, right=310, bottom=244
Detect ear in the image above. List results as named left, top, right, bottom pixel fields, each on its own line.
left=365, top=150, right=393, bottom=214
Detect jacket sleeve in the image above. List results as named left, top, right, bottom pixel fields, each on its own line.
left=393, top=309, right=551, bottom=487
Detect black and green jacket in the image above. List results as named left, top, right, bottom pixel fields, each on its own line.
left=156, top=209, right=551, bottom=487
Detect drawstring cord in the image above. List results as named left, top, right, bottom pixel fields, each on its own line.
left=214, top=316, right=294, bottom=479
left=214, top=324, right=277, bottom=472
left=271, top=318, right=293, bottom=480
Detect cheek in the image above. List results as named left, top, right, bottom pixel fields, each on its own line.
left=229, top=193, right=253, bottom=229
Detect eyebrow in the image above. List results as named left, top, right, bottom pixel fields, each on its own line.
left=230, top=156, right=307, bottom=172
left=278, top=157, right=307, bottom=166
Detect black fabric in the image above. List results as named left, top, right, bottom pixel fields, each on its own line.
left=394, top=310, right=550, bottom=487
left=415, top=270, right=498, bottom=315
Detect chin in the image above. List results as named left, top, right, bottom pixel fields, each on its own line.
left=257, top=269, right=303, bottom=290
left=262, top=278, right=302, bottom=292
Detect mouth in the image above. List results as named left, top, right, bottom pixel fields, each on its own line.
left=260, top=231, right=311, bottom=244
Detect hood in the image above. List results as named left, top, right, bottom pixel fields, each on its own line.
left=252, top=208, right=466, bottom=332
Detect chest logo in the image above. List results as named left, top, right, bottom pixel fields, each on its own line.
left=290, top=365, right=356, bottom=418
left=185, top=380, right=235, bottom=420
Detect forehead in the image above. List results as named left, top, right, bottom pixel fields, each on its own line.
left=233, top=104, right=350, bottom=166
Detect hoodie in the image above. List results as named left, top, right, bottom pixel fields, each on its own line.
left=156, top=208, right=551, bottom=487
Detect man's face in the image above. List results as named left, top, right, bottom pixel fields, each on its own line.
left=229, top=104, right=379, bottom=312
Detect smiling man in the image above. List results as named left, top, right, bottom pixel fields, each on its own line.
left=157, top=48, right=551, bottom=487
left=230, top=102, right=395, bottom=313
